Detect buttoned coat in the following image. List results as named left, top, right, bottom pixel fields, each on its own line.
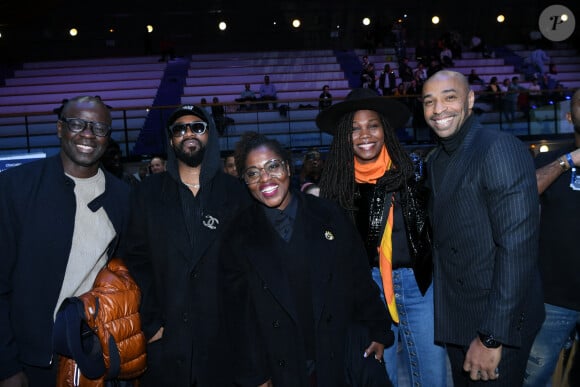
left=122, top=170, right=249, bottom=386
left=425, top=119, right=544, bottom=348
left=0, top=155, right=130, bottom=379
left=220, top=192, right=392, bottom=387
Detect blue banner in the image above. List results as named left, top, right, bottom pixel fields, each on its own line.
left=0, top=153, right=46, bottom=173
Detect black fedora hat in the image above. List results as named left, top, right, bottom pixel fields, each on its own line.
left=316, top=88, right=410, bottom=135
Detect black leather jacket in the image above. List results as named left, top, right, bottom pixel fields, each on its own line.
left=354, top=178, right=433, bottom=295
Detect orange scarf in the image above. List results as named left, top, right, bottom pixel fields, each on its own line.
left=354, top=146, right=399, bottom=323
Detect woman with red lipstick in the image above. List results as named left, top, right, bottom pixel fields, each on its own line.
left=316, top=88, right=447, bottom=387
left=219, top=131, right=394, bottom=387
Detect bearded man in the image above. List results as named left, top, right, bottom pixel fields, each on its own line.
left=122, top=105, right=250, bottom=386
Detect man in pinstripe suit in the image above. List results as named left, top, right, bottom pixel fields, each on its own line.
left=421, top=71, right=544, bottom=386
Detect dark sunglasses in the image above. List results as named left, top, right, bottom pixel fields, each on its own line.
left=169, top=121, right=208, bottom=137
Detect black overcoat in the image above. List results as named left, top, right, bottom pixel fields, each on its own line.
left=220, top=192, right=392, bottom=387
left=123, top=170, right=249, bottom=386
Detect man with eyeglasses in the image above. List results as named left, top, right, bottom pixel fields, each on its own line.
left=0, top=95, right=131, bottom=386
left=121, top=104, right=250, bottom=386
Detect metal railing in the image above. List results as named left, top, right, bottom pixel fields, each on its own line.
left=0, top=90, right=574, bottom=159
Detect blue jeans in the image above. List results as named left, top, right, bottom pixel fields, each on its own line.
left=372, top=267, right=447, bottom=387
left=524, top=303, right=580, bottom=387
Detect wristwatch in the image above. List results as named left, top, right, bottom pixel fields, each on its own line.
left=478, top=332, right=501, bottom=348
left=559, top=156, right=570, bottom=171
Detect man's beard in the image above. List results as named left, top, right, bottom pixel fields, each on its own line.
left=173, top=139, right=205, bottom=167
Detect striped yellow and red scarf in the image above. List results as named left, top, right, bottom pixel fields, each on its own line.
left=354, top=146, right=398, bottom=323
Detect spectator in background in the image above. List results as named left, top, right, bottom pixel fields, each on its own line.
left=528, top=77, right=542, bottom=107
left=413, top=63, right=428, bottom=87
left=258, top=75, right=278, bottom=110
left=133, top=162, right=149, bottom=182
left=101, top=138, right=140, bottom=186
left=468, top=69, right=485, bottom=86
left=510, top=76, right=528, bottom=119
left=524, top=89, right=580, bottom=387
left=439, top=45, right=454, bottom=67
left=149, top=156, right=166, bottom=174
left=398, top=57, right=414, bottom=91
left=406, top=79, right=424, bottom=132
left=298, top=147, right=324, bottom=191
left=379, top=64, right=397, bottom=96
left=393, top=82, right=407, bottom=101
left=318, top=85, right=333, bottom=110
left=211, top=96, right=234, bottom=136
left=501, top=78, right=517, bottom=123
left=529, top=47, right=550, bottom=78
left=427, top=58, right=443, bottom=78
left=222, top=152, right=238, bottom=178
left=480, top=76, right=501, bottom=110
left=470, top=34, right=489, bottom=58
left=200, top=98, right=212, bottom=117
left=527, top=30, right=542, bottom=49
left=361, top=55, right=371, bottom=72
left=361, top=62, right=377, bottom=90
left=235, top=83, right=257, bottom=111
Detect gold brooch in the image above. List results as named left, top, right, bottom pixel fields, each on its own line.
left=324, top=230, right=334, bottom=240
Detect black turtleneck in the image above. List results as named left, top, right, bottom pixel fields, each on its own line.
left=431, top=114, right=475, bottom=192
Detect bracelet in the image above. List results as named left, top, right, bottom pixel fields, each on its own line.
left=566, top=153, right=575, bottom=169
left=559, top=157, right=570, bottom=171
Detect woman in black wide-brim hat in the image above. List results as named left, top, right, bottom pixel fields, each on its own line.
left=317, top=88, right=448, bottom=387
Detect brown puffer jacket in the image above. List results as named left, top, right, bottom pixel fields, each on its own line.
left=56, top=258, right=147, bottom=386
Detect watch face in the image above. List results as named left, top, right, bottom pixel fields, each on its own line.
left=479, top=333, right=501, bottom=348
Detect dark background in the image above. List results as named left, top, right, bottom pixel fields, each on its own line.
left=1, top=0, right=578, bottom=63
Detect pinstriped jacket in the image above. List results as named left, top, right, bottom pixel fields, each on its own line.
left=425, top=118, right=544, bottom=348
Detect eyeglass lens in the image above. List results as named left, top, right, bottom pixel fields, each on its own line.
left=244, top=159, right=285, bottom=183
left=63, top=118, right=110, bottom=137
left=171, top=122, right=208, bottom=137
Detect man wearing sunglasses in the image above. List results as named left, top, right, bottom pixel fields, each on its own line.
left=0, top=96, right=130, bottom=386
left=122, top=104, right=250, bottom=386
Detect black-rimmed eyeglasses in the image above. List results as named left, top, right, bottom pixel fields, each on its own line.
left=60, top=117, right=111, bottom=137
left=243, top=159, right=286, bottom=185
left=169, top=121, right=208, bottom=137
